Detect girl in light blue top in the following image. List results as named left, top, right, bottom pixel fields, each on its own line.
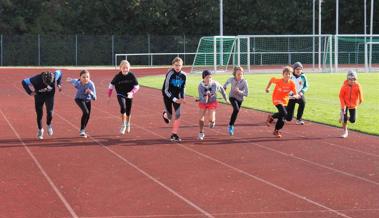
left=67, top=70, right=96, bottom=138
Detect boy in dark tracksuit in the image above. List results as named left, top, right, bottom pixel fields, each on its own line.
left=161, top=57, right=186, bottom=142
left=22, top=70, right=63, bottom=139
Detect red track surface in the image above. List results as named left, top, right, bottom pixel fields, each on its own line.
left=0, top=68, right=378, bottom=218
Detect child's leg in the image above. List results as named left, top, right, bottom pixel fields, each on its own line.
left=229, top=97, right=242, bottom=126
left=45, top=95, right=55, bottom=126
left=125, top=98, right=133, bottom=131
left=198, top=109, right=207, bottom=133
left=75, top=99, right=90, bottom=130
left=117, top=96, right=128, bottom=125
left=274, top=105, right=287, bottom=131
left=348, top=108, right=356, bottom=123
left=34, top=95, right=44, bottom=130
left=208, top=109, right=216, bottom=127
left=285, top=99, right=295, bottom=121
left=163, top=96, right=173, bottom=120
left=296, top=96, right=306, bottom=121
left=172, top=102, right=182, bottom=134
left=83, top=101, right=91, bottom=128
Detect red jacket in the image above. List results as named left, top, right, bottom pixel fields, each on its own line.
left=339, top=80, right=363, bottom=109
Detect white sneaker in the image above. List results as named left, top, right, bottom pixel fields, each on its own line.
left=296, top=120, right=305, bottom=125
left=198, top=132, right=205, bottom=140
left=80, top=129, right=87, bottom=138
left=341, top=130, right=348, bottom=138
left=47, top=125, right=53, bottom=136
left=37, top=128, right=44, bottom=140
left=120, top=124, right=127, bottom=135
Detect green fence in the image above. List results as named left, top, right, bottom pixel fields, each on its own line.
left=0, top=34, right=202, bottom=66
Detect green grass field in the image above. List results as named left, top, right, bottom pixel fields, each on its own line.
left=139, top=72, right=379, bottom=136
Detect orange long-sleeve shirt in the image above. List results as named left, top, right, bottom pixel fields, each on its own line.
left=339, top=80, right=363, bottom=109
left=270, top=77, right=297, bottom=106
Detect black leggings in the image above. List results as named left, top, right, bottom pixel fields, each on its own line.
left=272, top=104, right=288, bottom=130
left=286, top=96, right=306, bottom=121
left=117, top=95, right=133, bottom=116
left=34, top=95, right=54, bottom=129
left=229, top=97, right=243, bottom=126
left=75, top=99, right=91, bottom=130
left=163, top=96, right=181, bottom=120
left=343, top=108, right=356, bottom=123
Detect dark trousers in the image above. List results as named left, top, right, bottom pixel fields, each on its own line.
left=343, top=107, right=356, bottom=123
left=272, top=104, right=288, bottom=130
left=117, top=95, right=133, bottom=116
left=229, top=97, right=243, bottom=126
left=163, top=96, right=181, bottom=119
left=286, top=96, right=306, bottom=121
left=34, top=94, right=54, bottom=129
left=75, top=99, right=91, bottom=130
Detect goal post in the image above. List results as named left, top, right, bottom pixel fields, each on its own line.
left=191, top=36, right=236, bottom=74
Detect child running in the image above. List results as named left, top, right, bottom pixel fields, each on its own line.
left=67, top=70, right=96, bottom=138
left=22, top=70, right=63, bottom=139
left=108, top=60, right=140, bottom=134
left=161, top=57, right=186, bottom=142
left=339, top=70, right=363, bottom=138
left=223, top=66, right=249, bottom=136
left=265, top=66, right=298, bottom=138
left=197, top=70, right=228, bottom=140
left=286, top=62, right=309, bottom=125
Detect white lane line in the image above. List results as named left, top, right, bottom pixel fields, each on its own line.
left=79, top=208, right=379, bottom=218
left=55, top=113, right=214, bottom=218
left=91, top=106, right=352, bottom=218
left=0, top=109, right=79, bottom=218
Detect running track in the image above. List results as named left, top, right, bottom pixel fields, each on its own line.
left=0, top=68, right=378, bottom=218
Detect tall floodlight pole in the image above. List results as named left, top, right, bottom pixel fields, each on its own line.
left=335, top=0, right=339, bottom=72
left=318, top=0, right=322, bottom=70
left=369, top=0, right=374, bottom=70
left=220, top=0, right=223, bottom=67
left=313, top=0, right=315, bottom=71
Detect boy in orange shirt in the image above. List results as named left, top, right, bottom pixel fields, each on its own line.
left=339, top=70, right=363, bottom=138
left=265, top=66, right=299, bottom=137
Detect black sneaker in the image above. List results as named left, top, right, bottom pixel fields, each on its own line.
left=162, top=111, right=170, bottom=124
left=170, top=134, right=182, bottom=142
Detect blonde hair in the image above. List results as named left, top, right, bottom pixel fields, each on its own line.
left=233, top=66, right=244, bottom=77
left=119, top=60, right=130, bottom=68
left=282, top=66, right=293, bottom=74
left=172, top=57, right=183, bottom=65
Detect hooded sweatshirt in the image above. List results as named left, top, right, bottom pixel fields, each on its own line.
left=339, top=80, right=363, bottom=109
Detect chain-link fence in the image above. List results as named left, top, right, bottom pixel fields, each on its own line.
left=0, top=34, right=202, bottom=66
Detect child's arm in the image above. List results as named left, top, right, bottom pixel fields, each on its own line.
left=223, top=78, right=231, bottom=90
left=358, top=84, right=364, bottom=105
left=217, top=82, right=228, bottom=102
left=127, top=85, right=140, bottom=99
left=198, top=83, right=206, bottom=102
left=300, top=74, right=309, bottom=95
left=87, top=82, right=96, bottom=100
left=66, top=77, right=80, bottom=88
left=338, top=86, right=346, bottom=109
left=108, top=84, right=114, bottom=97
left=265, top=78, right=274, bottom=93
left=21, top=77, right=35, bottom=96
left=55, top=70, right=63, bottom=91
left=241, top=80, right=249, bottom=97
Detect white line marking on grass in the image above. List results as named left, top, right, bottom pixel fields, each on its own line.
left=0, top=109, right=78, bottom=218
left=90, top=106, right=352, bottom=218
left=54, top=113, right=214, bottom=218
